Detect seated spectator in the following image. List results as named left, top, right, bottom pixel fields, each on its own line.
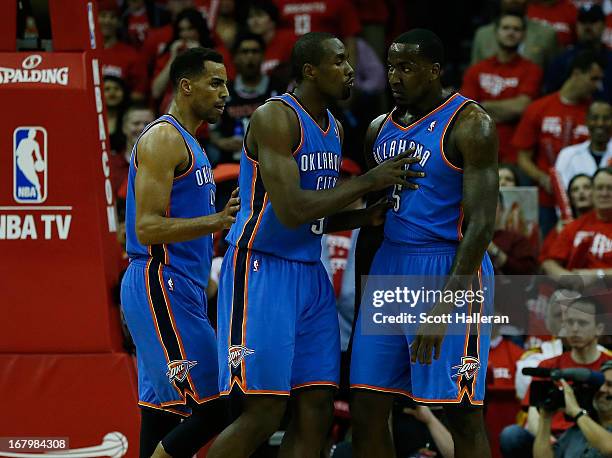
left=541, top=168, right=612, bottom=289
left=246, top=0, right=296, bottom=77
left=121, top=0, right=169, bottom=48
left=500, top=296, right=611, bottom=458
left=210, top=33, right=285, bottom=163
left=462, top=12, right=543, bottom=164
left=103, top=75, right=130, bottom=153
left=527, top=0, right=578, bottom=47
left=274, top=0, right=361, bottom=69
left=152, top=8, right=232, bottom=112
left=471, top=0, right=558, bottom=69
left=513, top=51, right=603, bottom=236
left=214, top=0, right=242, bottom=51
left=500, top=163, right=520, bottom=187
left=97, top=0, right=148, bottom=101
left=533, top=360, right=612, bottom=458
left=544, top=4, right=612, bottom=101
left=555, top=100, right=612, bottom=189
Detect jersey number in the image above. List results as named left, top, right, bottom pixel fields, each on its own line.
left=311, top=217, right=325, bottom=235
left=391, top=185, right=402, bottom=212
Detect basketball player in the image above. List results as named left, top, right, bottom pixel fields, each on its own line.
left=350, top=30, right=499, bottom=458
left=207, top=32, right=422, bottom=458
left=121, top=48, right=239, bottom=458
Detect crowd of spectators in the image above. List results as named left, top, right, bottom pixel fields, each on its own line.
left=88, top=0, right=612, bottom=456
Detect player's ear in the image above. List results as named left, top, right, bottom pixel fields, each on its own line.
left=431, top=63, right=441, bottom=81
left=303, top=63, right=315, bottom=81
left=179, top=77, right=192, bottom=95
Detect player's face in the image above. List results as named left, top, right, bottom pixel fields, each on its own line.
left=499, top=168, right=517, bottom=187
left=234, top=39, right=264, bottom=79
left=586, top=102, right=612, bottom=145
left=593, top=171, right=612, bottom=210
left=189, top=61, right=229, bottom=123
left=313, top=39, right=354, bottom=101
left=387, top=43, right=440, bottom=107
left=569, top=175, right=593, bottom=212
left=496, top=16, right=524, bottom=50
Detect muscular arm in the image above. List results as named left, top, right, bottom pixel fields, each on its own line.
left=480, top=95, right=532, bottom=123
left=253, top=103, right=415, bottom=229
left=135, top=124, right=236, bottom=245
left=447, top=105, right=498, bottom=285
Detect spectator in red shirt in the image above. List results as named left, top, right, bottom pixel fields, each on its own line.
left=527, top=0, right=578, bottom=47
left=273, top=0, right=361, bottom=68
left=246, top=0, right=296, bottom=78
left=98, top=1, right=149, bottom=101
left=541, top=167, right=612, bottom=288
left=500, top=296, right=611, bottom=458
left=513, top=50, right=603, bottom=236
left=489, top=325, right=527, bottom=391
left=121, top=0, right=169, bottom=48
left=462, top=13, right=543, bottom=164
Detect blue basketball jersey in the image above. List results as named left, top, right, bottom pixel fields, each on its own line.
left=373, top=93, right=474, bottom=245
left=226, top=93, right=342, bottom=262
left=125, top=114, right=217, bottom=289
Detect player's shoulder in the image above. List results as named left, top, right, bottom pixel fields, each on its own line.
left=249, top=98, right=301, bottom=146
left=454, top=102, right=495, bottom=137
left=252, top=97, right=298, bottom=126
left=137, top=121, right=187, bottom=163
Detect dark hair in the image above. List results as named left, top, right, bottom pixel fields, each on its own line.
left=499, top=163, right=519, bottom=185
left=567, top=173, right=592, bottom=217
left=567, top=296, right=605, bottom=324
left=393, top=29, right=445, bottom=66
left=570, top=49, right=604, bottom=74
left=593, top=166, right=612, bottom=181
left=248, top=0, right=280, bottom=24
left=291, top=32, right=337, bottom=82
left=233, top=32, right=266, bottom=54
left=169, top=8, right=215, bottom=51
left=170, top=47, right=224, bottom=88
left=494, top=12, right=526, bottom=30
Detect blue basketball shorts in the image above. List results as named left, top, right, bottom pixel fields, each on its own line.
left=120, top=258, right=219, bottom=416
left=217, top=245, right=340, bottom=395
left=351, top=240, right=494, bottom=406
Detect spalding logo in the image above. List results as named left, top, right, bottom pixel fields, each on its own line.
left=228, top=345, right=255, bottom=369
left=451, top=356, right=480, bottom=380
left=166, top=359, right=198, bottom=383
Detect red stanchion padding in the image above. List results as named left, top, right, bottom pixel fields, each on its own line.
left=0, top=1, right=16, bottom=51
left=0, top=353, right=140, bottom=457
left=0, top=52, right=123, bottom=352
left=49, top=0, right=101, bottom=52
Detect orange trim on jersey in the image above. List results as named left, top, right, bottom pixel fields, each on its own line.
left=292, top=381, right=340, bottom=390
left=286, top=92, right=331, bottom=136
left=144, top=258, right=171, bottom=363
left=390, top=93, right=460, bottom=132
left=138, top=401, right=190, bottom=417
left=471, top=267, right=484, bottom=401
left=439, top=99, right=471, bottom=173
left=234, top=162, right=259, bottom=246
left=221, top=384, right=291, bottom=396
left=457, top=205, right=464, bottom=241
left=241, top=249, right=251, bottom=386
left=173, top=139, right=196, bottom=181
left=158, top=264, right=199, bottom=398
left=350, top=384, right=483, bottom=405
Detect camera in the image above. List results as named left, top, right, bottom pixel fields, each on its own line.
left=524, top=367, right=604, bottom=413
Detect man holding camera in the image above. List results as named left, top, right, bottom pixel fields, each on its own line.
left=534, top=360, right=612, bottom=457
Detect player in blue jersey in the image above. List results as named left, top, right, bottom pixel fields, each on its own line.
left=350, top=30, right=499, bottom=458
left=207, top=32, right=424, bottom=458
left=120, top=48, right=240, bottom=458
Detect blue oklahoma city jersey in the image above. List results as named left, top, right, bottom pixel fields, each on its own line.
left=226, top=92, right=342, bottom=262
left=374, top=93, right=474, bottom=244
left=125, top=114, right=216, bottom=289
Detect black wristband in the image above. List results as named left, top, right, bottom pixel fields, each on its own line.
left=573, top=409, right=588, bottom=422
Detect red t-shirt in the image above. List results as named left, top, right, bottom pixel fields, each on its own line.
left=99, top=42, right=149, bottom=96
left=527, top=0, right=577, bottom=47
left=274, top=0, right=361, bottom=37
left=461, top=55, right=543, bottom=163
left=543, top=210, right=612, bottom=269
left=539, top=224, right=562, bottom=263
left=262, top=29, right=297, bottom=75
left=488, top=337, right=526, bottom=391
left=522, top=350, right=612, bottom=434
left=125, top=8, right=151, bottom=47
left=512, top=92, right=589, bottom=206
left=142, top=25, right=173, bottom=69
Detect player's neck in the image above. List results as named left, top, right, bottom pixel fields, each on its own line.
left=404, top=88, right=446, bottom=120
left=168, top=101, right=202, bottom=136
left=571, top=341, right=600, bottom=364
left=292, top=85, right=329, bottom=127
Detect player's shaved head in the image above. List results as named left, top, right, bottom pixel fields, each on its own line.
left=170, top=47, right=224, bottom=88
left=291, top=32, right=337, bottom=82
left=392, top=29, right=445, bottom=66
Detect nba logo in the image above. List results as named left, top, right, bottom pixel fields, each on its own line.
left=13, top=126, right=48, bottom=203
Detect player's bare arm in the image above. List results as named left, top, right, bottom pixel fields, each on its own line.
left=411, top=104, right=498, bottom=365
left=135, top=123, right=239, bottom=245
left=252, top=103, right=421, bottom=229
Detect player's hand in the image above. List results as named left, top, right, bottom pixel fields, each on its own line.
left=410, top=302, right=452, bottom=365
left=366, top=198, right=393, bottom=226
left=364, top=147, right=425, bottom=191
left=218, top=187, right=240, bottom=229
